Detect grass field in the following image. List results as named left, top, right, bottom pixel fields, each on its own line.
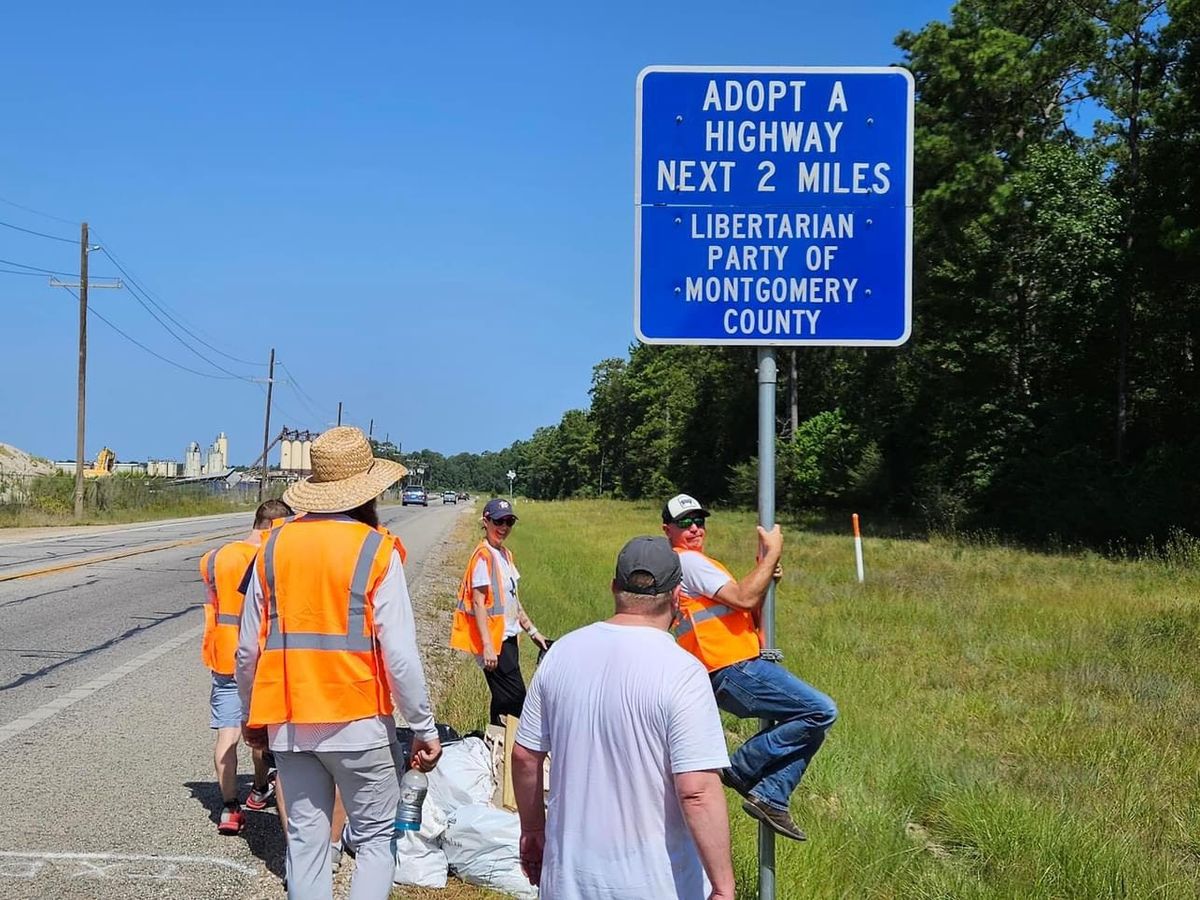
left=425, top=498, right=1200, bottom=899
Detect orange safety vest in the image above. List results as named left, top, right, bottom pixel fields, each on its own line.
left=449, top=541, right=509, bottom=655
left=199, top=532, right=265, bottom=676
left=673, top=550, right=761, bottom=672
left=246, top=516, right=397, bottom=727
left=375, top=524, right=408, bottom=566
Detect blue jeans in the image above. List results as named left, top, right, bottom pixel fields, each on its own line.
left=710, top=658, right=837, bottom=812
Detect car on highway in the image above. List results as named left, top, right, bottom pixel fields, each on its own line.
left=402, top=486, right=428, bottom=507
left=457, top=491, right=469, bottom=501
left=442, top=491, right=457, bottom=504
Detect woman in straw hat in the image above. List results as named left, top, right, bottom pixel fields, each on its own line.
left=236, top=426, right=441, bottom=900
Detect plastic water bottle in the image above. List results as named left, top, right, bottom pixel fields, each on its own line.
left=394, top=765, right=428, bottom=832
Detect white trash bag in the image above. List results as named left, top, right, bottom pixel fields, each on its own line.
left=393, top=793, right=450, bottom=888
left=426, top=736, right=494, bottom=815
left=443, top=803, right=537, bottom=899
left=394, top=830, right=449, bottom=889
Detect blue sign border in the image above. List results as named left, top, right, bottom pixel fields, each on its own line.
left=634, top=65, right=914, bottom=347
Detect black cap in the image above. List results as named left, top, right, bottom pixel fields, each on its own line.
left=614, top=536, right=683, bottom=595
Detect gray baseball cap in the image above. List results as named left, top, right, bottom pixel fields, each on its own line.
left=614, top=536, right=683, bottom=595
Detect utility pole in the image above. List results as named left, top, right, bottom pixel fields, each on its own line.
left=258, top=348, right=275, bottom=501
left=50, top=230, right=120, bottom=519
left=74, top=223, right=89, bottom=518
left=368, top=418, right=374, bottom=438
left=337, top=401, right=342, bottom=426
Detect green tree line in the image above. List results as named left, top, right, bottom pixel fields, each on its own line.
left=423, top=0, right=1200, bottom=547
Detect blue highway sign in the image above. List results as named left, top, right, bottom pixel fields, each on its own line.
left=635, top=66, right=914, bottom=346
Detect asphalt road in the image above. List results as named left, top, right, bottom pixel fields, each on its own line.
left=0, top=501, right=467, bottom=899
left=0, top=512, right=257, bottom=580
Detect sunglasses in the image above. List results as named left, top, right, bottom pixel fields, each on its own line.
left=675, top=516, right=707, bottom=530
left=488, top=517, right=517, bottom=528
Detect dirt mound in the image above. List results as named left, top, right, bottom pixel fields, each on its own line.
left=0, top=443, right=54, bottom=476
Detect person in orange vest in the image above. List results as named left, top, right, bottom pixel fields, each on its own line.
left=662, top=493, right=837, bottom=843
left=236, top=427, right=441, bottom=899
left=200, top=497, right=293, bottom=836
left=450, top=498, right=549, bottom=725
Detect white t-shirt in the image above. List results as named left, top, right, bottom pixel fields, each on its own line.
left=677, top=549, right=733, bottom=600
left=514, top=622, right=730, bottom=900
left=472, top=545, right=521, bottom=639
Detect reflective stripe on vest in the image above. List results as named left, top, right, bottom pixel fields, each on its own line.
left=672, top=549, right=759, bottom=671
left=202, top=536, right=261, bottom=674
left=672, top=602, right=740, bottom=639
left=261, top=527, right=384, bottom=653
left=448, top=542, right=510, bottom=655
left=455, top=545, right=507, bottom=620
left=207, top=547, right=232, bottom=624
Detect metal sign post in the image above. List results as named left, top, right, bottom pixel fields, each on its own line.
left=506, top=469, right=517, bottom=501
left=756, top=347, right=778, bottom=896
left=635, top=65, right=913, bottom=900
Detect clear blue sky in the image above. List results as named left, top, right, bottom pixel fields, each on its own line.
left=0, top=0, right=951, bottom=465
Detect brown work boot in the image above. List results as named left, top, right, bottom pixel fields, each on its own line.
left=742, top=796, right=807, bottom=842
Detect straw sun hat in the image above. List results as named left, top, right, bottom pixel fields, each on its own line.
left=283, top=426, right=408, bottom=514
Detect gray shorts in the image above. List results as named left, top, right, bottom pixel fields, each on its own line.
left=209, top=673, right=243, bottom=729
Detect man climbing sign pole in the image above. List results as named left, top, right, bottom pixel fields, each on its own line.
left=635, top=64, right=914, bottom=898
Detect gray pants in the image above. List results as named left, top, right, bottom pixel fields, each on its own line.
left=275, top=744, right=399, bottom=900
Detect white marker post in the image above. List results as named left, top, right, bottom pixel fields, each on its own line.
left=506, top=469, right=517, bottom=501
left=852, top=513, right=865, bottom=583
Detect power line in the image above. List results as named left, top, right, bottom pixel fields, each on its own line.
left=0, top=217, right=76, bottom=244
left=279, top=362, right=319, bottom=405
left=102, top=244, right=266, bottom=368
left=78, top=235, right=259, bottom=380
left=118, top=275, right=257, bottom=381
left=59, top=286, right=247, bottom=380
left=278, top=362, right=328, bottom=417
left=286, top=381, right=325, bottom=424
left=0, top=268, right=50, bottom=277
left=0, top=194, right=77, bottom=226
left=257, top=381, right=311, bottom=431
left=92, top=233, right=266, bottom=367
left=0, top=257, right=78, bottom=277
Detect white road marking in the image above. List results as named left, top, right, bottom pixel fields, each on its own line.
left=0, top=851, right=257, bottom=877
left=0, top=623, right=204, bottom=746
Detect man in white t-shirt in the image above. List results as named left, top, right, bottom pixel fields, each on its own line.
left=511, top=536, right=736, bottom=900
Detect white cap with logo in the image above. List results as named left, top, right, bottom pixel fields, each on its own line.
left=662, top=493, right=711, bottom=524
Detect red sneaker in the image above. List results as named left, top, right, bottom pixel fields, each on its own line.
left=218, top=804, right=245, bottom=835
left=245, top=772, right=276, bottom=811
